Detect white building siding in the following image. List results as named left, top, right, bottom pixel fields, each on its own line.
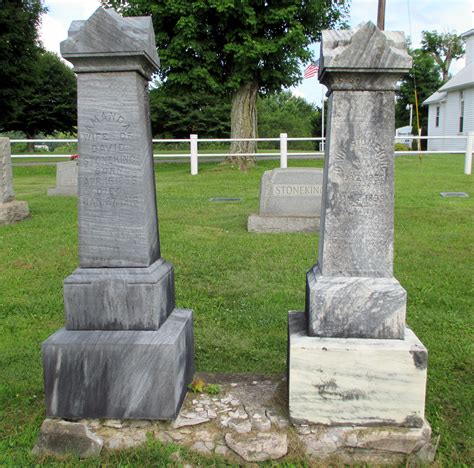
left=427, top=87, right=473, bottom=152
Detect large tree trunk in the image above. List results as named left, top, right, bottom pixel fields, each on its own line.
left=25, top=131, right=36, bottom=153
left=227, top=81, right=258, bottom=170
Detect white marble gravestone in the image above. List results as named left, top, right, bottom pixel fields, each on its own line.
left=48, top=161, right=78, bottom=196
left=248, top=168, right=323, bottom=232
left=0, top=138, right=30, bottom=225
left=288, top=23, right=430, bottom=437
left=41, top=8, right=194, bottom=420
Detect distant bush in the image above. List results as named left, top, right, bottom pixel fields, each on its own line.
left=394, top=143, right=409, bottom=151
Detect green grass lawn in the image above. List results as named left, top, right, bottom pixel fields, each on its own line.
left=0, top=155, right=472, bottom=465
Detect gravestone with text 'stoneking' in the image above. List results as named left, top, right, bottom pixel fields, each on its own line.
left=41, top=8, right=194, bottom=420
left=248, top=168, right=322, bottom=232
left=0, top=138, right=30, bottom=225
left=288, top=23, right=431, bottom=437
left=48, top=161, right=78, bottom=196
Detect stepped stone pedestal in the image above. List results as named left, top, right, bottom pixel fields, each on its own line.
left=0, top=138, right=30, bottom=226
left=41, top=7, right=194, bottom=420
left=288, top=23, right=432, bottom=457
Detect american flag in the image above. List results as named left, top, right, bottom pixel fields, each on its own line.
left=304, top=61, right=319, bottom=79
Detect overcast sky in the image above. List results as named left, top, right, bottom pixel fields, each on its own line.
left=40, top=0, right=474, bottom=105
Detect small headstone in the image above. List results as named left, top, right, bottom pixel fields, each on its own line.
left=0, top=138, right=30, bottom=225
left=40, top=7, right=194, bottom=422
left=48, top=160, right=78, bottom=196
left=440, top=192, right=468, bottom=198
left=248, top=168, right=323, bottom=233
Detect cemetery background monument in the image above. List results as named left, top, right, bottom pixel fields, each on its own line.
left=248, top=168, right=323, bottom=233
left=48, top=160, right=78, bottom=196
left=0, top=138, right=30, bottom=225
left=288, top=22, right=433, bottom=457
left=41, top=8, right=194, bottom=420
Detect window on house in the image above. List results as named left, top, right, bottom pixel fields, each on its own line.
left=435, top=106, right=440, bottom=127
left=459, top=91, right=464, bottom=133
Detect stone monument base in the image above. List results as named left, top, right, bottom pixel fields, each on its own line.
left=306, top=264, right=406, bottom=339
left=47, top=186, right=78, bottom=196
left=288, top=311, right=427, bottom=427
left=248, top=214, right=319, bottom=233
left=0, top=199, right=30, bottom=226
left=42, top=308, right=194, bottom=420
left=64, top=259, right=175, bottom=330
left=32, top=374, right=436, bottom=464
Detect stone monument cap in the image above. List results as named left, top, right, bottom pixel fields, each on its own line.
left=60, top=7, right=159, bottom=77
left=319, top=21, right=411, bottom=80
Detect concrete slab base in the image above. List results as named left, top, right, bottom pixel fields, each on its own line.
left=248, top=214, right=319, bottom=233
left=0, top=199, right=30, bottom=226
left=288, top=311, right=427, bottom=427
left=42, top=308, right=194, bottom=420
left=33, top=374, right=436, bottom=464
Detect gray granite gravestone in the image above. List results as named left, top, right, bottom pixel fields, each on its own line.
left=48, top=161, right=78, bottom=196
left=288, top=23, right=430, bottom=434
left=41, top=8, right=194, bottom=420
left=0, top=138, right=30, bottom=225
left=248, top=168, right=322, bottom=232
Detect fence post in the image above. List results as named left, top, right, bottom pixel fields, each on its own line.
left=190, top=134, right=198, bottom=175
left=465, top=132, right=473, bottom=175
left=280, top=133, right=288, bottom=168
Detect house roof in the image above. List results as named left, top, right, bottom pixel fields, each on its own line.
left=422, top=91, right=447, bottom=106
left=461, top=28, right=474, bottom=39
left=438, top=62, right=474, bottom=92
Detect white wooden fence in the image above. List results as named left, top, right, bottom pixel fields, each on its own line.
left=10, top=132, right=474, bottom=175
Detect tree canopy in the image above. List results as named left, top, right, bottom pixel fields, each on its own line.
left=0, top=0, right=77, bottom=140
left=421, top=31, right=465, bottom=82
left=0, top=0, right=45, bottom=131
left=102, top=0, right=348, bottom=167
left=395, top=48, right=442, bottom=140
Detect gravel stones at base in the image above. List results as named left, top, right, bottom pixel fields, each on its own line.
left=32, top=374, right=436, bottom=464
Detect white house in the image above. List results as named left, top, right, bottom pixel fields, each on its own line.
left=423, top=28, right=474, bottom=151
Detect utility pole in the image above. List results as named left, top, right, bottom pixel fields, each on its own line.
left=377, top=0, right=386, bottom=30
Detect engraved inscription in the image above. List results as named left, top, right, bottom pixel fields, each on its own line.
left=273, top=184, right=322, bottom=196
left=80, top=112, right=139, bottom=210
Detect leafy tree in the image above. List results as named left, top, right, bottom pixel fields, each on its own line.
left=102, top=0, right=348, bottom=169
left=6, top=51, right=77, bottom=148
left=421, top=31, right=465, bottom=82
left=257, top=91, right=318, bottom=150
left=395, top=48, right=442, bottom=147
left=150, top=84, right=230, bottom=138
left=0, top=0, right=46, bottom=132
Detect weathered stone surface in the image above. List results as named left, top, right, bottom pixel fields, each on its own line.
left=225, top=432, right=288, bottom=462
left=248, top=168, right=322, bottom=233
left=42, top=309, right=194, bottom=420
left=61, top=8, right=159, bottom=79
left=32, top=419, right=103, bottom=458
left=319, top=22, right=412, bottom=76
left=0, top=137, right=30, bottom=226
left=258, top=168, right=323, bottom=217
left=248, top=214, right=319, bottom=233
left=304, top=22, right=412, bottom=339
left=0, top=138, right=14, bottom=203
left=306, top=264, right=406, bottom=338
left=0, top=200, right=30, bottom=226
left=48, top=161, right=78, bottom=196
left=288, top=312, right=427, bottom=427
left=64, top=259, right=175, bottom=330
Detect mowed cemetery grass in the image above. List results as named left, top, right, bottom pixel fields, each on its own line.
left=0, top=154, right=472, bottom=465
